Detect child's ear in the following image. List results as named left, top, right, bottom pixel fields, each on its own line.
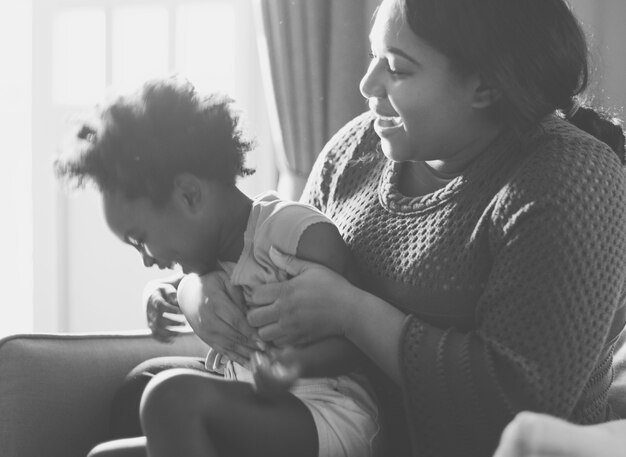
left=471, top=75, right=501, bottom=109
left=172, top=173, right=203, bottom=214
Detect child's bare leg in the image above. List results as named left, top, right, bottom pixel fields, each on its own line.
left=140, top=368, right=318, bottom=457
left=87, top=437, right=147, bottom=457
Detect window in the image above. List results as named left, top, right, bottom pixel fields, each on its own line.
left=29, top=0, right=275, bottom=333
left=0, top=0, right=33, bottom=337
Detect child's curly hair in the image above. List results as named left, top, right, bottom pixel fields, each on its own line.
left=55, top=77, right=255, bottom=205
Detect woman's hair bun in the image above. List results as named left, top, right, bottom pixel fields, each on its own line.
left=567, top=104, right=625, bottom=163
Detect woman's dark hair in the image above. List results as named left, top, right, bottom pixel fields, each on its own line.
left=397, top=0, right=625, bottom=161
left=55, top=77, right=255, bottom=205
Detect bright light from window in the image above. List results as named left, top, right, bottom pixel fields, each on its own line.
left=112, top=6, right=169, bottom=93
left=176, top=2, right=236, bottom=96
left=53, top=9, right=105, bottom=105
left=0, top=0, right=33, bottom=336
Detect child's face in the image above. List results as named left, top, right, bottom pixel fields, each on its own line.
left=102, top=190, right=219, bottom=275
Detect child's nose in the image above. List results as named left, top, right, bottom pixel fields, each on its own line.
left=142, top=252, right=158, bottom=268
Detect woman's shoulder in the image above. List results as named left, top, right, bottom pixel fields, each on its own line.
left=490, top=115, right=626, bottom=225
left=529, top=115, right=621, bottom=169
left=508, top=115, right=625, bottom=193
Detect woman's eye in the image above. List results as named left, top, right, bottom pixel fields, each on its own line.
left=385, top=61, right=405, bottom=76
left=369, top=53, right=405, bottom=76
left=386, top=58, right=408, bottom=76
left=368, top=51, right=409, bottom=78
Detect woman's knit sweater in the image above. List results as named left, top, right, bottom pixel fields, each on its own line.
left=300, top=111, right=626, bottom=457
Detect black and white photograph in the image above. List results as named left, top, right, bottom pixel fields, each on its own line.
left=1, top=1, right=626, bottom=456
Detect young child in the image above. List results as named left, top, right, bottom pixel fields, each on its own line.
left=55, top=77, right=379, bottom=457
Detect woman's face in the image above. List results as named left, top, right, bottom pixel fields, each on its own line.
left=360, top=0, right=499, bottom=171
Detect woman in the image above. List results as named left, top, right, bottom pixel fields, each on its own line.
left=188, top=0, right=626, bottom=456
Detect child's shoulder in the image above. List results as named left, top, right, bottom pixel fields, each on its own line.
left=250, top=191, right=335, bottom=256
left=252, top=191, right=329, bottom=224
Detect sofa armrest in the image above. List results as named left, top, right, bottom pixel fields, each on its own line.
left=0, top=331, right=208, bottom=457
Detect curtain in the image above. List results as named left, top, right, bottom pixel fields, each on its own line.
left=254, top=0, right=379, bottom=199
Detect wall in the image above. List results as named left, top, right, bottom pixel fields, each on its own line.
left=569, top=0, right=626, bottom=111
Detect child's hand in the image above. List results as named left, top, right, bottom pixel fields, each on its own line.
left=143, top=281, right=188, bottom=342
left=250, top=348, right=301, bottom=398
left=205, top=347, right=228, bottom=374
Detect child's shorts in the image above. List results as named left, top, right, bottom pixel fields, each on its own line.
left=295, top=374, right=380, bottom=457
left=227, top=362, right=380, bottom=457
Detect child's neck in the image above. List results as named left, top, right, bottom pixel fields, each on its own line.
left=216, top=186, right=252, bottom=263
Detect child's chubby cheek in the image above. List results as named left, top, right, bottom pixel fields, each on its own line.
left=177, top=273, right=207, bottom=336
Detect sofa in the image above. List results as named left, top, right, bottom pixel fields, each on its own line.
left=1, top=330, right=624, bottom=457
left=0, top=331, right=208, bottom=457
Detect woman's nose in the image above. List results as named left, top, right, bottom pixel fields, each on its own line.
left=359, top=59, right=385, bottom=100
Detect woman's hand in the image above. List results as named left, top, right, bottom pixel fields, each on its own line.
left=143, top=281, right=188, bottom=343
left=177, top=271, right=260, bottom=366
left=494, top=412, right=626, bottom=457
left=246, top=247, right=357, bottom=346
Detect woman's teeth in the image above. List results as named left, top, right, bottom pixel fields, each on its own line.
left=378, top=115, right=403, bottom=127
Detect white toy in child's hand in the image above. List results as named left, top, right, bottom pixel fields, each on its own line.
left=178, top=274, right=228, bottom=374
left=251, top=350, right=301, bottom=398
left=205, top=347, right=228, bottom=374
left=176, top=273, right=207, bottom=337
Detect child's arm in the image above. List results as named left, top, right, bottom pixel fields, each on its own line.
left=252, top=221, right=368, bottom=393
left=289, top=222, right=369, bottom=375
left=142, top=273, right=187, bottom=342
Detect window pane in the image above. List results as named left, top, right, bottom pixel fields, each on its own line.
left=112, top=6, right=169, bottom=93
left=53, top=9, right=105, bottom=105
left=1, top=0, right=33, bottom=335
left=176, top=2, right=235, bottom=95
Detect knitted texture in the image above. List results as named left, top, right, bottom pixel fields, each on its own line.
left=301, top=111, right=626, bottom=457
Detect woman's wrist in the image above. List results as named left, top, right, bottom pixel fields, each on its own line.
left=335, top=281, right=367, bottom=337
left=336, top=284, right=406, bottom=382
left=340, top=285, right=386, bottom=339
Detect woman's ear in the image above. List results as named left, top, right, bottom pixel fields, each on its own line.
left=472, top=76, right=501, bottom=109
left=172, top=173, right=204, bottom=214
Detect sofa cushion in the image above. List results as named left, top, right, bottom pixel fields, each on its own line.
left=0, top=332, right=207, bottom=457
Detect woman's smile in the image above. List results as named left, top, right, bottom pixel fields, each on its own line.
left=373, top=114, right=405, bottom=139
